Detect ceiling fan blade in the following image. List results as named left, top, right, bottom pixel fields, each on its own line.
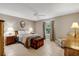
left=34, top=12, right=45, bottom=16
left=38, top=14, right=45, bottom=16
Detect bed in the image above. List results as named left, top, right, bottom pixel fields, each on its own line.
left=5, top=31, right=44, bottom=49
left=21, top=33, right=44, bottom=49
left=4, top=34, right=44, bottom=56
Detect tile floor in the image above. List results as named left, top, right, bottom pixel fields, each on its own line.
left=5, top=40, right=64, bottom=56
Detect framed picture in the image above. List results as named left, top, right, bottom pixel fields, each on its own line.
left=20, top=20, right=25, bottom=28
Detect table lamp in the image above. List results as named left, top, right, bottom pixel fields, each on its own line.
left=71, top=22, right=79, bottom=38
left=28, top=27, right=33, bottom=33
left=7, top=27, right=15, bottom=36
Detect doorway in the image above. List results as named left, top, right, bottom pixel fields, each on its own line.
left=44, top=21, right=51, bottom=40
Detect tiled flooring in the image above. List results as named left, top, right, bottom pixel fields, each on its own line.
left=5, top=40, right=64, bottom=56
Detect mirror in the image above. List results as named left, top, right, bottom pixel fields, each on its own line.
left=20, top=20, right=25, bottom=28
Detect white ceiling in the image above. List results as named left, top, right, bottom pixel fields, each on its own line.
left=0, top=3, right=79, bottom=21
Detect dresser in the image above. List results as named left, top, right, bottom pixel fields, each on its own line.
left=64, top=37, right=79, bottom=56
left=0, top=20, right=4, bottom=56
left=64, top=47, right=79, bottom=56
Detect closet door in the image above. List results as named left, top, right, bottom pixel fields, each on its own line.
left=0, top=20, right=4, bottom=56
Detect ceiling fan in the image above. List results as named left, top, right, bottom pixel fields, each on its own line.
left=33, top=12, right=45, bottom=16
left=27, top=6, right=46, bottom=19
left=33, top=12, right=46, bottom=20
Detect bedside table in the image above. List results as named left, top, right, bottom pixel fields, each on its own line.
left=5, top=36, right=16, bottom=45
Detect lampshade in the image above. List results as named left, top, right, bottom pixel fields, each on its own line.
left=7, top=27, right=14, bottom=32
left=71, top=22, right=79, bottom=29
left=28, top=27, right=33, bottom=33
left=5, top=27, right=15, bottom=36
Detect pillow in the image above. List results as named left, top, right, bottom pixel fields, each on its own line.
left=5, top=36, right=16, bottom=45
left=18, top=31, right=27, bottom=41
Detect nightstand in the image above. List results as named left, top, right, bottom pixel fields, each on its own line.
left=5, top=36, right=16, bottom=45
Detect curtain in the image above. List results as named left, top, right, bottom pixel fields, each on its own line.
left=50, top=21, right=56, bottom=41
left=43, top=22, right=45, bottom=39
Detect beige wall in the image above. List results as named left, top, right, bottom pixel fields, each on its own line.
left=0, top=14, right=35, bottom=33
left=1, top=12, right=79, bottom=39
left=34, top=21, right=44, bottom=37
left=54, top=13, right=79, bottom=39
left=34, top=13, right=79, bottom=39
